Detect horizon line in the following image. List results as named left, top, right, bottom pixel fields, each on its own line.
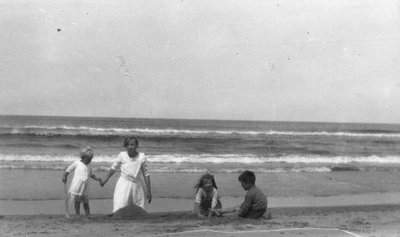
left=0, top=114, right=399, bottom=126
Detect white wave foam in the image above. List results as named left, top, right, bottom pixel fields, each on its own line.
left=0, top=154, right=116, bottom=163
left=148, top=154, right=266, bottom=164
left=3, top=125, right=400, bottom=138
left=267, top=155, right=400, bottom=164
left=1, top=154, right=400, bottom=164
left=0, top=165, right=332, bottom=173
left=144, top=167, right=333, bottom=173
left=150, top=154, right=400, bottom=164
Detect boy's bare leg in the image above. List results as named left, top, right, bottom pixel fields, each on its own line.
left=83, top=203, right=91, bottom=217
left=74, top=201, right=81, bottom=216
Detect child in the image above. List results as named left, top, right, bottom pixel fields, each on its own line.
left=61, top=147, right=101, bottom=217
left=220, top=170, right=267, bottom=219
left=193, top=173, right=222, bottom=218
left=236, top=170, right=267, bottom=219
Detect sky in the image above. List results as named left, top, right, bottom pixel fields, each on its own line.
left=1, top=0, right=399, bottom=124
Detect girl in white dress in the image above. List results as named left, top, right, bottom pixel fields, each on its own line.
left=62, top=147, right=101, bottom=217
left=101, top=136, right=152, bottom=214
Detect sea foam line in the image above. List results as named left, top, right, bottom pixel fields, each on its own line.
left=2, top=125, right=400, bottom=138
left=0, top=165, right=333, bottom=173
left=1, top=154, right=400, bottom=164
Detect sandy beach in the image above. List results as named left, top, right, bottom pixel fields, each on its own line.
left=1, top=200, right=400, bottom=236
left=1, top=170, right=400, bottom=236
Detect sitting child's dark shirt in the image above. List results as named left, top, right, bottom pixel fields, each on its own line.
left=237, top=185, right=267, bottom=219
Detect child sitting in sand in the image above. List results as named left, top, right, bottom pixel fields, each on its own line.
left=61, top=147, right=101, bottom=217
left=220, top=170, right=267, bottom=219
left=193, top=173, right=222, bottom=218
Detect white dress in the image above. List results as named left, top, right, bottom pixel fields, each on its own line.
left=66, top=160, right=92, bottom=197
left=111, top=152, right=149, bottom=212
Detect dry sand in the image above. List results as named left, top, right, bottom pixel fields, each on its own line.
left=1, top=202, right=400, bottom=237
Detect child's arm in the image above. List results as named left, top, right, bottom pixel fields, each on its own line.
left=101, top=154, right=122, bottom=186
left=62, top=161, right=77, bottom=183
left=61, top=172, right=69, bottom=183
left=236, top=194, right=252, bottom=218
left=193, top=189, right=206, bottom=218
left=193, top=203, right=206, bottom=218
left=209, top=189, right=220, bottom=217
left=210, top=189, right=219, bottom=211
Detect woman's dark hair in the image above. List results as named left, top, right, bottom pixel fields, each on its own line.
left=238, top=170, right=256, bottom=185
left=123, top=136, right=139, bottom=148
left=194, top=173, right=218, bottom=192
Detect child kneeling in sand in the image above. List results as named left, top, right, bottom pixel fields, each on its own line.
left=221, top=170, right=268, bottom=219
left=193, top=173, right=222, bottom=218
left=62, top=147, right=102, bottom=217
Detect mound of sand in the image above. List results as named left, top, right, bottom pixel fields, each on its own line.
left=112, top=205, right=149, bottom=220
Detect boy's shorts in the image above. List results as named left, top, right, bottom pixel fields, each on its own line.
left=71, top=194, right=89, bottom=204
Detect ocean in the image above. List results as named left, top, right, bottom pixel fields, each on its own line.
left=1, top=115, right=400, bottom=173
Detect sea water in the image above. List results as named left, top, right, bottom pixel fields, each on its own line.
left=1, top=115, right=400, bottom=173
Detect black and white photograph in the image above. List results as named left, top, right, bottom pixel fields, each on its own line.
left=1, top=0, right=399, bottom=236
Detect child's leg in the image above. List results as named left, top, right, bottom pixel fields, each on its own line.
left=74, top=201, right=81, bottom=216
left=83, top=203, right=90, bottom=216
left=82, top=196, right=90, bottom=216
left=73, top=195, right=83, bottom=216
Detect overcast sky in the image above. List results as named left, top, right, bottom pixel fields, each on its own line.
left=1, top=0, right=399, bottom=123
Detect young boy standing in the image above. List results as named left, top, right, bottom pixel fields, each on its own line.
left=236, top=170, right=267, bottom=219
